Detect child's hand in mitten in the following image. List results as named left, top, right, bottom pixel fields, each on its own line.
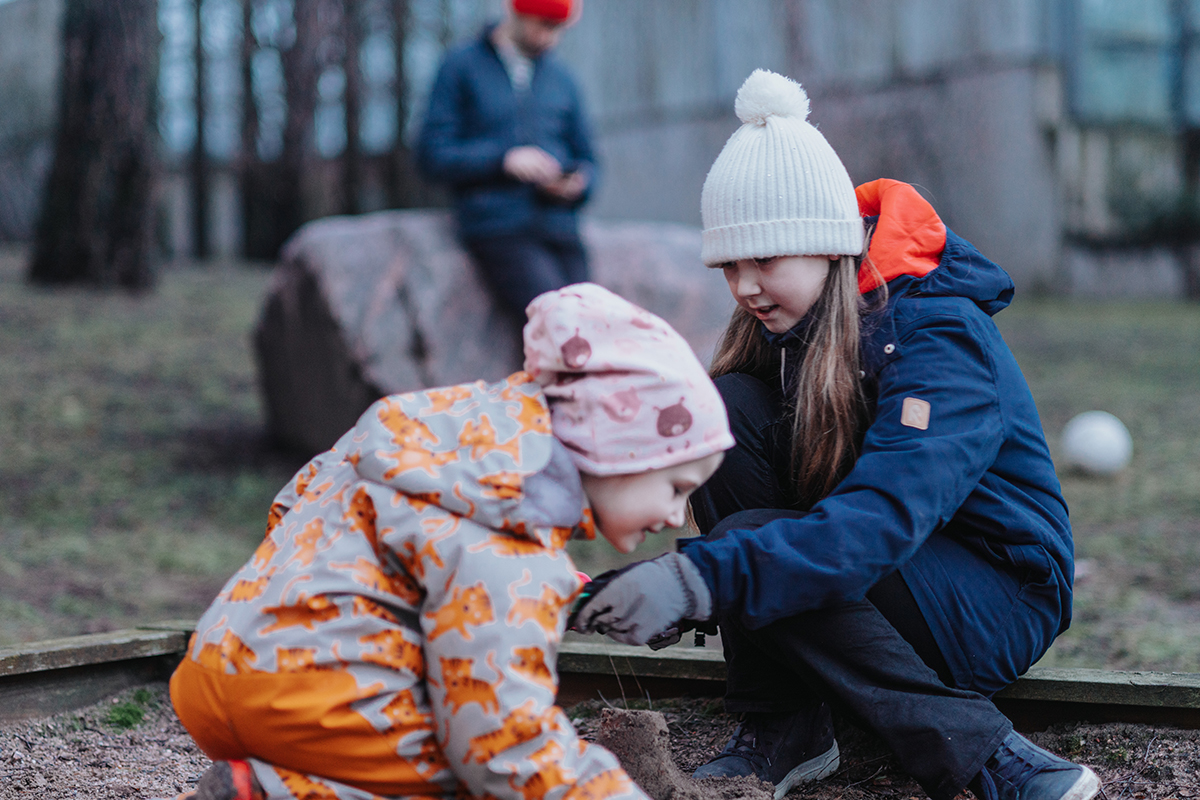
left=569, top=553, right=712, bottom=646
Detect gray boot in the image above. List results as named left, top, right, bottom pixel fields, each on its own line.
left=970, top=731, right=1100, bottom=800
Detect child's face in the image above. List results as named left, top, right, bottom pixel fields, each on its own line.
left=580, top=453, right=724, bottom=554
left=510, top=13, right=567, bottom=56
left=719, top=255, right=834, bottom=333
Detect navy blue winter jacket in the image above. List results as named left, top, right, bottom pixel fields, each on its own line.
left=416, top=27, right=597, bottom=241
left=681, top=182, right=1072, bottom=695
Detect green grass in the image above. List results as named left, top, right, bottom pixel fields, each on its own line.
left=1, top=244, right=1198, bottom=671
left=0, top=247, right=304, bottom=645
left=103, top=687, right=157, bottom=729
left=996, top=300, right=1200, bottom=671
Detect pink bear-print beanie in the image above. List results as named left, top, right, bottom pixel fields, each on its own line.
left=523, top=283, right=735, bottom=476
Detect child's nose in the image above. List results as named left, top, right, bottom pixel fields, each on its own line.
left=735, top=268, right=760, bottom=297
left=667, top=505, right=687, bottom=528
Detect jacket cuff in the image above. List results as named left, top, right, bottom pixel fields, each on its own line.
left=669, top=552, right=713, bottom=622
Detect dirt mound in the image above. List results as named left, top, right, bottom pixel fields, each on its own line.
left=597, top=708, right=774, bottom=800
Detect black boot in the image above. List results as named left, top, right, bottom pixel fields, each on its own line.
left=692, top=704, right=839, bottom=799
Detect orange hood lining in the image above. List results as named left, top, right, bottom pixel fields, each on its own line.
left=855, top=179, right=947, bottom=294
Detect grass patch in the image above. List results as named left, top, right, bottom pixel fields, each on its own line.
left=1, top=244, right=1198, bottom=670
left=996, top=300, right=1200, bottom=671
left=104, top=688, right=156, bottom=730
left=0, top=248, right=305, bottom=645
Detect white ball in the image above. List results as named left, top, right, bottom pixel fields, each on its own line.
left=1060, top=411, right=1132, bottom=475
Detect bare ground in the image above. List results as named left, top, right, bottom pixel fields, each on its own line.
left=3, top=684, right=1200, bottom=799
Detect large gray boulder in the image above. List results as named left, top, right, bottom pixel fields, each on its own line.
left=254, top=209, right=736, bottom=455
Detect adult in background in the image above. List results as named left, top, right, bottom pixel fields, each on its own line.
left=417, top=0, right=596, bottom=320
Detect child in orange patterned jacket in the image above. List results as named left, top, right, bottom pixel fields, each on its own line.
left=169, top=283, right=734, bottom=800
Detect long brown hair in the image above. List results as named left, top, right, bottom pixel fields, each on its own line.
left=709, top=246, right=884, bottom=508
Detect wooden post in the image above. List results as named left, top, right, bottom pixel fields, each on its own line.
left=389, top=0, right=417, bottom=208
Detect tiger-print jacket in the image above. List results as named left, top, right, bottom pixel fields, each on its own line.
left=183, top=371, right=647, bottom=800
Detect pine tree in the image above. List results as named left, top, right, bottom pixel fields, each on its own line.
left=29, top=0, right=159, bottom=289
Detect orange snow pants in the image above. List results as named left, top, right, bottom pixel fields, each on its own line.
left=170, top=657, right=448, bottom=797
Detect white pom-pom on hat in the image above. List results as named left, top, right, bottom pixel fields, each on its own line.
left=734, top=69, right=810, bottom=126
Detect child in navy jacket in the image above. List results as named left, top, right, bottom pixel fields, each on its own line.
left=572, top=70, right=1100, bottom=800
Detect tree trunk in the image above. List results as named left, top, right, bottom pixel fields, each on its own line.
left=342, top=0, right=363, bottom=215
left=239, top=0, right=270, bottom=260
left=29, top=0, right=159, bottom=289
left=192, top=0, right=211, bottom=259
left=388, top=0, right=423, bottom=208
left=272, top=0, right=322, bottom=255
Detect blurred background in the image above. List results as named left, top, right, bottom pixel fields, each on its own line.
left=0, top=0, right=1197, bottom=672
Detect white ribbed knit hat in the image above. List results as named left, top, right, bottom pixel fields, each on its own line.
left=700, top=69, right=864, bottom=266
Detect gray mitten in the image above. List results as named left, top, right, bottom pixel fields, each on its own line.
left=572, top=553, right=712, bottom=646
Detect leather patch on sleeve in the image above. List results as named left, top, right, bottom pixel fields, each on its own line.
left=900, top=397, right=931, bottom=430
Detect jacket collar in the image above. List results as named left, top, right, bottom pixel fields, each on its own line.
left=760, top=180, right=1013, bottom=382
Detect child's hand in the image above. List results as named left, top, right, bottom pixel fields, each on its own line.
left=569, top=553, right=712, bottom=646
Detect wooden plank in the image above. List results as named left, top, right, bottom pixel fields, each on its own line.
left=558, top=643, right=1200, bottom=712
left=6, top=625, right=1200, bottom=729
left=0, top=658, right=178, bottom=724
left=0, top=626, right=192, bottom=722
left=135, top=620, right=199, bottom=634
left=0, top=629, right=188, bottom=678
left=994, top=697, right=1200, bottom=732
left=558, top=641, right=726, bottom=682
left=555, top=643, right=1200, bottom=729
left=996, top=667, right=1200, bottom=708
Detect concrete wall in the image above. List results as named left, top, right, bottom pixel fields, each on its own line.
left=811, top=67, right=1061, bottom=291
left=556, top=0, right=790, bottom=229
left=793, top=0, right=1061, bottom=291
left=554, top=0, right=1065, bottom=292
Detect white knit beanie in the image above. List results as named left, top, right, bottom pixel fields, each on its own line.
left=700, top=69, right=864, bottom=266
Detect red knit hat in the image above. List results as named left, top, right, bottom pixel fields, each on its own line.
left=513, top=0, right=573, bottom=21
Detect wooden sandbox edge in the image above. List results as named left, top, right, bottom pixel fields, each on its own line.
left=4, top=624, right=1200, bottom=729
left=0, top=622, right=194, bottom=723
